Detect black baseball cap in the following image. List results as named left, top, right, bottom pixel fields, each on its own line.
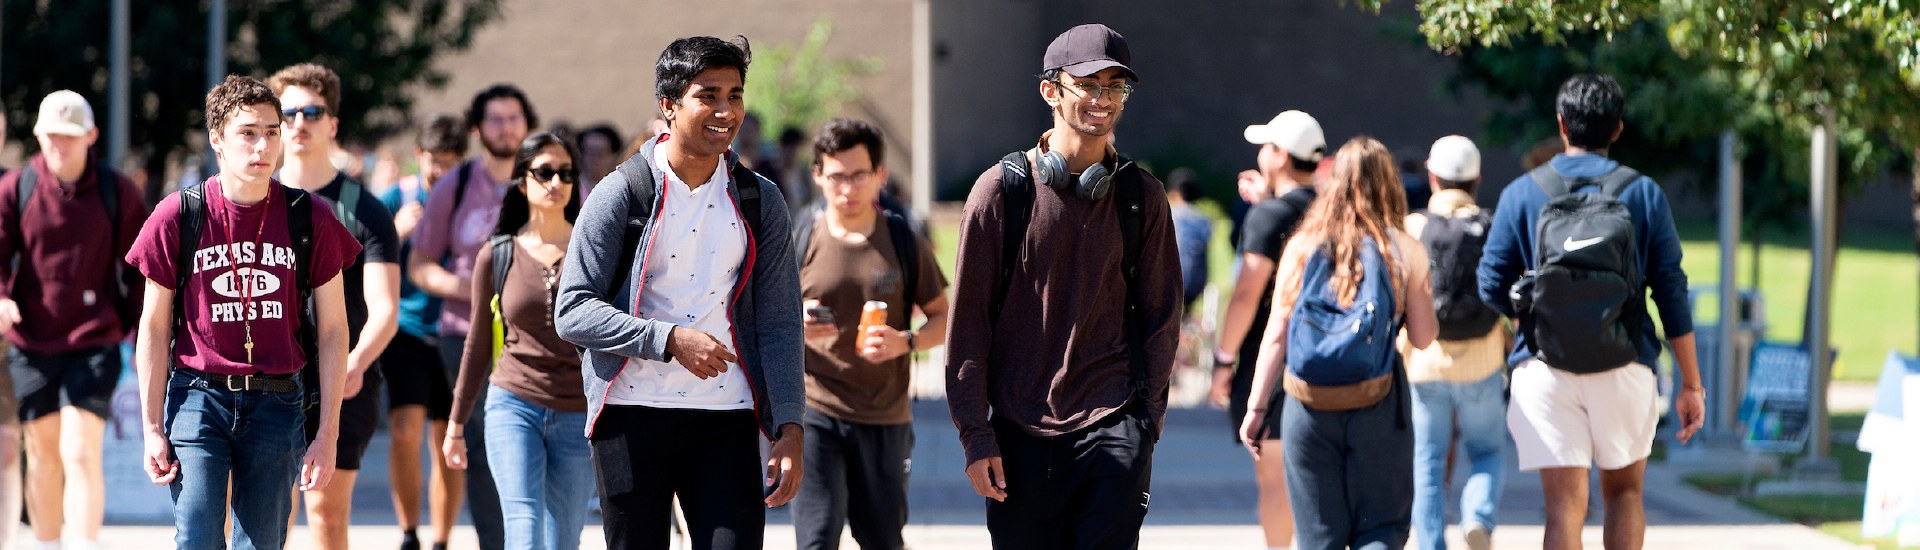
left=1042, top=24, right=1138, bottom=82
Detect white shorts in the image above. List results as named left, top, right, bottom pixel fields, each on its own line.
left=1507, top=359, right=1659, bottom=471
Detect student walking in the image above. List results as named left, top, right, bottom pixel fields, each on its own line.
left=946, top=23, right=1182, bottom=549
left=444, top=132, right=590, bottom=550
left=1477, top=74, right=1705, bottom=550
left=268, top=63, right=404, bottom=550
left=0, top=90, right=147, bottom=550
left=554, top=35, right=805, bottom=550
left=0, top=107, right=19, bottom=550
left=412, top=85, right=539, bottom=550
left=127, top=75, right=362, bottom=550
left=1242, top=137, right=1438, bottom=550
left=791, top=119, right=950, bottom=550
left=1211, top=109, right=1325, bottom=550
left=1403, top=135, right=1508, bottom=550
left=381, top=112, right=469, bottom=550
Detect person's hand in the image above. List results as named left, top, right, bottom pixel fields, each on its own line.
left=1210, top=367, right=1234, bottom=408
left=1237, top=169, right=1270, bottom=204
left=857, top=326, right=912, bottom=363
left=342, top=366, right=366, bottom=399
left=666, top=327, right=737, bottom=379
left=1675, top=385, right=1706, bottom=444
left=804, top=322, right=838, bottom=340
left=764, top=423, right=804, bottom=507
left=143, top=430, right=178, bottom=485
left=1239, top=410, right=1267, bottom=460
left=393, top=203, right=424, bottom=238
left=966, top=457, right=1007, bottom=502
left=441, top=430, right=468, bottom=470
left=298, top=437, right=337, bottom=491
left=0, top=298, right=21, bottom=333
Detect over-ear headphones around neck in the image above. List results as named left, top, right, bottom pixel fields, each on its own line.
left=1035, top=133, right=1119, bottom=201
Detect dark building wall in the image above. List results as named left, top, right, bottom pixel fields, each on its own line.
left=932, top=0, right=1520, bottom=204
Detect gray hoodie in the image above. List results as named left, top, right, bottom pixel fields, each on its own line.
left=555, top=136, right=804, bottom=439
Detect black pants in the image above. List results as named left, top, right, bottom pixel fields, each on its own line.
left=1282, top=376, right=1414, bottom=550
left=591, top=405, right=765, bottom=550
left=439, top=333, right=502, bottom=550
left=986, top=404, right=1155, bottom=550
left=792, top=409, right=913, bottom=550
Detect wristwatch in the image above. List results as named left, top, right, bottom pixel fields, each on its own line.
left=905, top=330, right=917, bottom=352
left=1213, top=350, right=1236, bottom=367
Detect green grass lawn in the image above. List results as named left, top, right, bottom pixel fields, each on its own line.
left=927, top=207, right=1919, bottom=382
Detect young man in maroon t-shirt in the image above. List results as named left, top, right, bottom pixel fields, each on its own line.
left=125, top=75, right=361, bottom=550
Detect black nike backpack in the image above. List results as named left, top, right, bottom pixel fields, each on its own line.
left=1417, top=209, right=1500, bottom=340
left=1512, top=164, right=1643, bottom=374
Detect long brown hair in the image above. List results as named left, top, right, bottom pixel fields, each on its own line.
left=1278, top=137, right=1408, bottom=312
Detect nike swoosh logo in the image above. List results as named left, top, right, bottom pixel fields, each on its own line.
left=1564, top=236, right=1604, bottom=251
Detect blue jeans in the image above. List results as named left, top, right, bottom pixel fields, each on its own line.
left=165, top=369, right=308, bottom=550
left=484, top=386, right=594, bottom=550
left=1410, top=371, right=1508, bottom=550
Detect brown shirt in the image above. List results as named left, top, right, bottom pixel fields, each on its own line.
left=945, top=160, right=1183, bottom=464
left=800, top=215, right=948, bottom=425
left=454, top=239, right=585, bottom=418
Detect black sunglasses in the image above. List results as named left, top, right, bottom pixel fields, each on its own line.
left=526, top=165, right=577, bottom=184
left=281, top=105, right=329, bottom=120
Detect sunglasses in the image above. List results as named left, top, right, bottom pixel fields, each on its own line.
left=526, top=165, right=577, bottom=184
left=281, top=105, right=329, bottom=120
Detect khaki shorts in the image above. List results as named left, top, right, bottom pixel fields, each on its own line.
left=1507, top=359, right=1658, bottom=471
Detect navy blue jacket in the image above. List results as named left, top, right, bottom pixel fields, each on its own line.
left=1477, top=153, right=1693, bottom=367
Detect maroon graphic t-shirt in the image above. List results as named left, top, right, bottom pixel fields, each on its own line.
left=126, top=177, right=361, bottom=375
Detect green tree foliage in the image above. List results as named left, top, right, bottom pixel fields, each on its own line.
left=3, top=0, right=500, bottom=199
left=744, top=16, right=883, bottom=142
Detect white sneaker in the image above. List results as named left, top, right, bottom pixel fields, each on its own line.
left=1463, top=522, right=1492, bottom=550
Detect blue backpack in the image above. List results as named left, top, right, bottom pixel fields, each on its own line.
left=1284, top=236, right=1402, bottom=411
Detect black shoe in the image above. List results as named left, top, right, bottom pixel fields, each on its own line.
left=431, top=543, right=447, bottom=550
left=400, top=530, right=420, bottom=550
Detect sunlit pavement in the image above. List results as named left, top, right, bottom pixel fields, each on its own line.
left=77, top=400, right=1862, bottom=549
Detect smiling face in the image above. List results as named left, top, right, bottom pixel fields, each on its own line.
left=209, top=103, right=282, bottom=184
left=658, top=67, right=744, bottom=158
left=522, top=143, right=575, bottom=212
left=277, top=85, right=337, bottom=158
left=1043, top=67, right=1128, bottom=138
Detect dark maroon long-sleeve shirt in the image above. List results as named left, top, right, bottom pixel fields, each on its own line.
left=944, top=159, right=1182, bottom=465
left=0, top=154, right=148, bottom=353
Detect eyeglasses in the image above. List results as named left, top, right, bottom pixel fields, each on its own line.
left=281, top=105, right=329, bottom=121
left=526, top=165, right=576, bottom=184
left=1052, top=80, right=1134, bottom=103
left=820, top=169, right=874, bottom=186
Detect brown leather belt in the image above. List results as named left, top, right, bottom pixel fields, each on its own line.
left=181, top=369, right=300, bottom=393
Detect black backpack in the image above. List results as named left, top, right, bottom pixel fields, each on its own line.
left=1514, top=164, right=1643, bottom=373
left=1417, top=209, right=1500, bottom=340
left=13, top=161, right=136, bottom=327
left=993, top=151, right=1153, bottom=402
left=173, top=183, right=316, bottom=375
left=791, top=204, right=921, bottom=312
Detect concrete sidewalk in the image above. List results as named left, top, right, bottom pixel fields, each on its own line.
left=80, top=400, right=1857, bottom=550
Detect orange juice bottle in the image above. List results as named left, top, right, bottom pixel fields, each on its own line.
left=856, top=301, right=889, bottom=347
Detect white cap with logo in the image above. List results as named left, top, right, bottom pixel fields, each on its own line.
left=1425, top=135, right=1481, bottom=182
left=1244, top=110, right=1325, bottom=162
left=34, top=90, right=95, bottom=137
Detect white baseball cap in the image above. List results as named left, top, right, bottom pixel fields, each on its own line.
left=34, top=90, right=95, bottom=137
left=1425, top=135, right=1480, bottom=182
left=1244, top=110, right=1325, bottom=162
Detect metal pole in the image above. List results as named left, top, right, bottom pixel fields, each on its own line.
left=204, top=0, right=226, bottom=177
left=910, top=0, right=933, bottom=217
left=1806, top=108, right=1838, bottom=463
left=108, top=0, right=129, bottom=168
left=1717, top=130, right=1742, bottom=437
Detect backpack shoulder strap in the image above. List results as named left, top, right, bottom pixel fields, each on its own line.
left=990, top=151, right=1035, bottom=325
left=172, top=184, right=208, bottom=336
left=16, top=165, right=36, bottom=223
left=1114, top=159, right=1150, bottom=399
left=732, top=162, right=764, bottom=243
left=1595, top=166, right=1643, bottom=198
left=609, top=155, right=658, bottom=297
left=1529, top=164, right=1573, bottom=198
left=488, top=234, right=515, bottom=300
left=792, top=203, right=820, bottom=265
left=285, top=187, right=315, bottom=293
left=883, top=210, right=919, bottom=310
left=449, top=162, right=473, bottom=216
left=96, top=162, right=130, bottom=322
left=335, top=178, right=363, bottom=234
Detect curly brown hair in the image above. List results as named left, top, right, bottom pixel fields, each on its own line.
left=266, top=63, right=341, bottom=112
left=205, top=75, right=282, bottom=133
